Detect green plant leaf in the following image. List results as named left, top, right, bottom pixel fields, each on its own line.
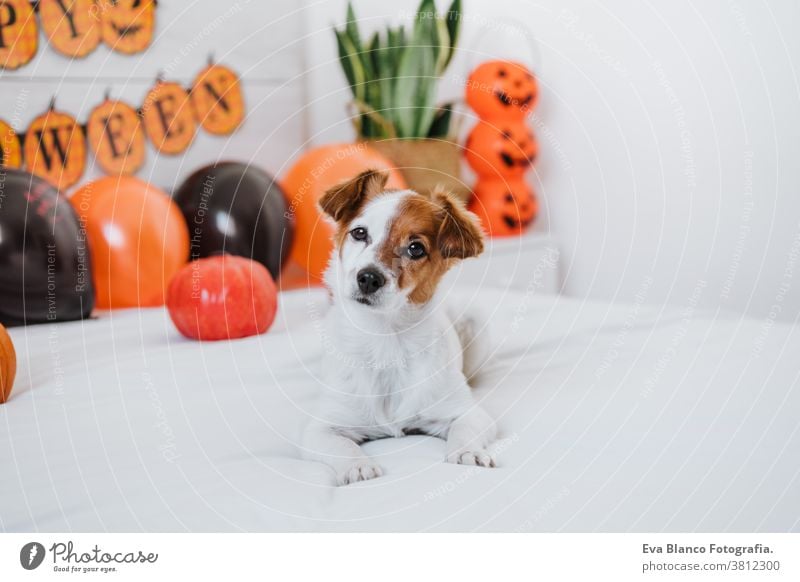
left=394, top=37, right=437, bottom=137
left=334, top=0, right=460, bottom=138
left=373, top=36, right=394, bottom=118
left=353, top=98, right=396, bottom=138
left=414, top=0, right=438, bottom=60
left=433, top=14, right=450, bottom=75
left=345, top=2, right=361, bottom=54
left=368, top=31, right=380, bottom=73
left=443, top=0, right=462, bottom=70
left=427, top=103, right=453, bottom=138
left=343, top=5, right=387, bottom=136
left=335, top=28, right=366, bottom=103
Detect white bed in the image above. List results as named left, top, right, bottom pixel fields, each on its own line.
left=1, top=287, right=798, bottom=532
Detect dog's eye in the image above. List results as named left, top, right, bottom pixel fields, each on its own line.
left=350, top=227, right=368, bottom=242
left=406, top=241, right=427, bottom=260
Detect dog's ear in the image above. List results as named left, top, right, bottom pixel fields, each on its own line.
left=433, top=187, right=485, bottom=260
left=319, top=169, right=390, bottom=224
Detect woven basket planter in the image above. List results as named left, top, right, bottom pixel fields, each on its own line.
left=364, top=139, right=470, bottom=204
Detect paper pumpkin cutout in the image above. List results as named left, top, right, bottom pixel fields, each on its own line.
left=190, top=64, right=245, bottom=135
left=466, top=60, right=539, bottom=120
left=87, top=98, right=145, bottom=174
left=142, top=81, right=196, bottom=154
left=0, top=0, right=37, bottom=70
left=24, top=108, right=86, bottom=190
left=0, top=119, right=22, bottom=168
left=468, top=177, right=537, bottom=237
left=39, top=0, right=101, bottom=58
left=465, top=120, right=538, bottom=178
left=99, top=0, right=155, bottom=54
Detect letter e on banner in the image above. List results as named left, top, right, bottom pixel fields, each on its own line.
left=88, top=99, right=145, bottom=174
left=142, top=81, right=196, bottom=155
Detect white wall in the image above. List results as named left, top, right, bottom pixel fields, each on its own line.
left=304, top=0, right=800, bottom=322
left=1, top=0, right=309, bottom=193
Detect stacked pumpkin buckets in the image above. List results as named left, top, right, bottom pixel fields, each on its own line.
left=464, top=61, right=539, bottom=236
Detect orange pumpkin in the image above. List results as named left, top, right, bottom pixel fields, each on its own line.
left=0, top=118, right=22, bottom=168
left=468, top=177, right=537, bottom=237
left=24, top=107, right=86, bottom=190
left=39, top=0, right=101, bottom=58
left=99, top=0, right=155, bottom=54
left=142, top=81, right=196, bottom=154
left=190, top=64, right=245, bottom=135
left=0, top=322, right=16, bottom=404
left=466, top=60, right=539, bottom=120
left=87, top=98, right=145, bottom=174
left=464, top=120, right=538, bottom=178
left=0, top=0, right=37, bottom=70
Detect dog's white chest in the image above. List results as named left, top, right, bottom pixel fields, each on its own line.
left=319, top=307, right=465, bottom=437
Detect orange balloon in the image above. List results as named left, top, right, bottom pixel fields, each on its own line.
left=70, top=176, right=189, bottom=309
left=282, top=143, right=406, bottom=280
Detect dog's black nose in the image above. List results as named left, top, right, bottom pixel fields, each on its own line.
left=357, top=268, right=385, bottom=295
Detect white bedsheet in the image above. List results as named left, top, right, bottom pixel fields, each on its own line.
left=1, top=287, right=798, bottom=532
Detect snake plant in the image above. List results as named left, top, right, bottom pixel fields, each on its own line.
left=334, top=0, right=462, bottom=139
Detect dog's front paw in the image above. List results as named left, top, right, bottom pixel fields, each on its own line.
left=337, top=460, right=384, bottom=486
left=447, top=449, right=496, bottom=468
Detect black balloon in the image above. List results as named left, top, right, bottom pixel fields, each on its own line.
left=0, top=169, right=95, bottom=326
left=173, top=162, right=293, bottom=279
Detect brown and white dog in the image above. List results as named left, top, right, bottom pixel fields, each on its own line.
left=303, top=169, right=497, bottom=485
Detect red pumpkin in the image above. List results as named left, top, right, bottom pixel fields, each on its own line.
left=24, top=108, right=86, bottom=190
left=39, top=0, right=101, bottom=58
left=466, top=60, right=539, bottom=120
left=0, top=118, right=22, bottom=168
left=166, top=255, right=278, bottom=341
left=464, top=120, right=538, bottom=178
left=87, top=99, right=146, bottom=174
left=468, top=177, right=537, bottom=237
left=190, top=64, right=245, bottom=135
left=0, top=0, right=37, bottom=70
left=142, top=81, right=196, bottom=155
left=0, top=322, right=16, bottom=404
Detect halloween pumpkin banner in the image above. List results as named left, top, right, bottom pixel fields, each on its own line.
left=99, top=0, right=156, bottom=55
left=0, top=119, right=22, bottom=168
left=0, top=0, right=156, bottom=67
left=0, top=0, right=37, bottom=70
left=39, top=0, right=101, bottom=58
left=190, top=63, right=244, bottom=135
left=0, top=62, right=245, bottom=187
left=24, top=104, right=87, bottom=190
left=87, top=97, right=145, bottom=174
left=141, top=80, right=196, bottom=155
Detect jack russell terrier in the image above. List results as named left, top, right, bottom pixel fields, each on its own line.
left=303, top=169, right=497, bottom=485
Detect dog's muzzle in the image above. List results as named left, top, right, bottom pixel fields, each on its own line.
left=356, top=268, right=385, bottom=295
